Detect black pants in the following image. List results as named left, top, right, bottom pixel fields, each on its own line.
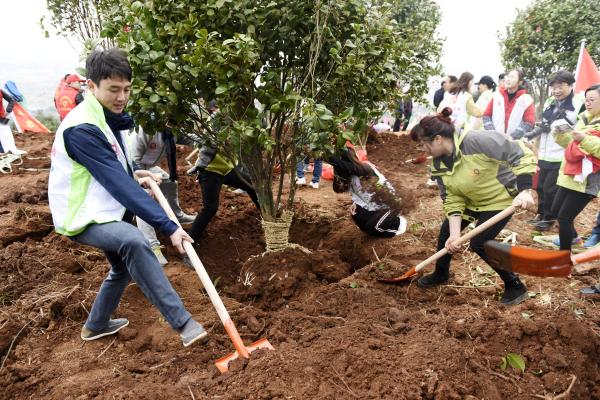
left=434, top=210, right=517, bottom=283
left=551, top=187, right=594, bottom=251
left=352, top=205, right=403, bottom=238
left=188, top=166, right=260, bottom=241
left=536, top=166, right=560, bottom=220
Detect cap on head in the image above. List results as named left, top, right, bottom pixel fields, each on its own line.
left=65, top=74, right=85, bottom=84
left=476, top=75, right=495, bottom=88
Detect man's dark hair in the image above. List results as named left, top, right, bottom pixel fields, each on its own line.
left=86, top=48, right=132, bottom=86
left=548, top=70, right=575, bottom=86
left=498, top=73, right=506, bottom=81
left=448, top=75, right=457, bottom=83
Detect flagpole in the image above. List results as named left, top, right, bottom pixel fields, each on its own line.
left=574, top=39, right=586, bottom=85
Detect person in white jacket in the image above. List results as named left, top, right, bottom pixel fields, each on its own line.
left=131, top=128, right=197, bottom=265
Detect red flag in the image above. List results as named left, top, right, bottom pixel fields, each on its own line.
left=575, top=47, right=600, bottom=93
left=11, top=103, right=50, bottom=134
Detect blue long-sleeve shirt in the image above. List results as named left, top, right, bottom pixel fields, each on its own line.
left=63, top=112, right=178, bottom=236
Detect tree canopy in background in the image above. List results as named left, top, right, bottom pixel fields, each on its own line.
left=101, top=0, right=441, bottom=227
left=499, top=0, right=600, bottom=113
left=43, top=0, right=118, bottom=48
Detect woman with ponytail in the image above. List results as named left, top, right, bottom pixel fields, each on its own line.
left=410, top=107, right=537, bottom=305
left=437, top=71, right=483, bottom=134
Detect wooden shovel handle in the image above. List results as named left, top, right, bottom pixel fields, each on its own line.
left=414, top=206, right=516, bottom=273
left=572, top=247, right=600, bottom=265
left=147, top=180, right=232, bottom=324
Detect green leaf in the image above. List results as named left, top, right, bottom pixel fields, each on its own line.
left=165, top=61, right=177, bottom=71
left=149, top=94, right=160, bottom=103
left=215, top=85, right=228, bottom=95
left=172, top=80, right=182, bottom=91
left=349, top=282, right=358, bottom=289
left=506, top=353, right=526, bottom=373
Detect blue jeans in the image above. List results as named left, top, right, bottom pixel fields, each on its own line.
left=73, top=221, right=191, bottom=331
left=296, top=158, right=322, bottom=183
left=592, top=211, right=600, bottom=236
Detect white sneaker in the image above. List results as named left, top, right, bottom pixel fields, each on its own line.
left=296, top=177, right=306, bottom=185
left=426, top=178, right=437, bottom=187
left=310, top=181, right=319, bottom=189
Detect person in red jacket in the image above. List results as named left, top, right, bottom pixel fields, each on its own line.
left=482, top=69, right=535, bottom=140
left=54, top=74, right=85, bottom=121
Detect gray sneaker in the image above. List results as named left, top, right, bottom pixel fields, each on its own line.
left=81, top=318, right=129, bottom=341
left=180, top=319, right=208, bottom=347
left=176, top=212, right=197, bottom=225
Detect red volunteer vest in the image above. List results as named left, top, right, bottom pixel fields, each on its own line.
left=55, top=86, right=80, bottom=121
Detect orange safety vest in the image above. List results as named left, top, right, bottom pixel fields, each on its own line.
left=55, top=85, right=80, bottom=121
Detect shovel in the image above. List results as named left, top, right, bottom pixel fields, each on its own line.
left=147, top=180, right=274, bottom=373
left=483, top=241, right=600, bottom=277
left=378, top=206, right=516, bottom=283
left=404, top=154, right=432, bottom=164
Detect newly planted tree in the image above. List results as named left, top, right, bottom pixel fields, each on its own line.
left=103, top=0, right=441, bottom=250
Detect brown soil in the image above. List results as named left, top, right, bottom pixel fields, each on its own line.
left=2, top=130, right=600, bottom=399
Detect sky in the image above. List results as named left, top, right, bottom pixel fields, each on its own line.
left=2, top=0, right=533, bottom=111
left=434, top=0, right=533, bottom=80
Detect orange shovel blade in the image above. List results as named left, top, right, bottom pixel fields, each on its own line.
left=484, top=241, right=573, bottom=277
left=377, top=266, right=417, bottom=284
left=215, top=338, right=274, bottom=373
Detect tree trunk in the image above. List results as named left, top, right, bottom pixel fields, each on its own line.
left=246, top=153, right=295, bottom=252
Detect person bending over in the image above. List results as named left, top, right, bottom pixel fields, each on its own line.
left=329, top=145, right=407, bottom=238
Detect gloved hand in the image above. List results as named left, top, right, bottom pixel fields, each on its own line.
left=186, top=165, right=200, bottom=175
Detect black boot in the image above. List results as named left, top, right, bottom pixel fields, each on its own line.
left=501, top=278, right=528, bottom=305
left=417, top=269, right=449, bottom=288
left=533, top=220, right=555, bottom=232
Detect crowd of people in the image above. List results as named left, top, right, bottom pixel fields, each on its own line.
left=2, top=45, right=589, bottom=347
left=423, top=67, right=600, bottom=297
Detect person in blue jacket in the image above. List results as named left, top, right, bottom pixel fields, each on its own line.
left=48, top=48, right=208, bottom=347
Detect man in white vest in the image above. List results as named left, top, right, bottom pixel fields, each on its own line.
left=482, top=69, right=535, bottom=139
left=48, top=48, right=207, bottom=347
left=525, top=70, right=584, bottom=231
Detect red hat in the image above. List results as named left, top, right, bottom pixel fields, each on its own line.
left=65, top=74, right=85, bottom=84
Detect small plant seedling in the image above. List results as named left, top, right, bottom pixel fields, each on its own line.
left=500, top=352, right=526, bottom=374
left=378, top=263, right=386, bottom=271
left=349, top=282, right=359, bottom=289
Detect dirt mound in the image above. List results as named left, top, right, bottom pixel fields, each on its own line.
left=226, top=247, right=352, bottom=310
